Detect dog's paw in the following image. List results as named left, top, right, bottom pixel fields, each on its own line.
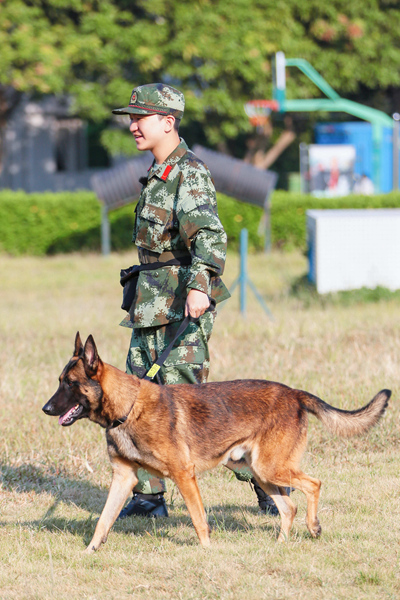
left=277, top=530, right=290, bottom=543
left=312, top=524, right=322, bottom=539
left=308, top=520, right=322, bottom=539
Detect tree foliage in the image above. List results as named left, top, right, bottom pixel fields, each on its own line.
left=1, top=0, right=400, bottom=153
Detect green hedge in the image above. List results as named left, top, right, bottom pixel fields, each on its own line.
left=0, top=190, right=265, bottom=255
left=1, top=189, right=400, bottom=255
left=0, top=191, right=101, bottom=255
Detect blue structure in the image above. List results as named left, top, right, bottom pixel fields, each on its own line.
left=268, top=53, right=396, bottom=193
left=229, top=229, right=272, bottom=318
left=315, top=121, right=397, bottom=193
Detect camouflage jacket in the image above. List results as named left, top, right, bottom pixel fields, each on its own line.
left=121, top=139, right=230, bottom=329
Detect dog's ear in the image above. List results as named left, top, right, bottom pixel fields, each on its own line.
left=83, top=335, right=100, bottom=375
left=74, top=331, right=84, bottom=357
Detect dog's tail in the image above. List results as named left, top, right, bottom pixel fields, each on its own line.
left=298, top=389, right=391, bottom=438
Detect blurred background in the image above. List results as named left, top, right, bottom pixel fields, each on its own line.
left=1, top=0, right=400, bottom=261
left=1, top=0, right=400, bottom=192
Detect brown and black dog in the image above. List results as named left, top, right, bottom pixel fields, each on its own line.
left=42, top=333, right=390, bottom=552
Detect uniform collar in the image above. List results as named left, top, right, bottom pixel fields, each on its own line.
left=148, top=138, right=189, bottom=182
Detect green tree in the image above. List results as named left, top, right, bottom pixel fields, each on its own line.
left=1, top=0, right=400, bottom=161
left=0, top=0, right=139, bottom=159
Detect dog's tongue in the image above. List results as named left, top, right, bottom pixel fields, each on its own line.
left=58, top=405, right=79, bottom=425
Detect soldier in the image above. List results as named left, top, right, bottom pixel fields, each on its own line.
left=112, top=83, right=281, bottom=518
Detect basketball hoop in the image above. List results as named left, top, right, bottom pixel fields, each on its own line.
left=244, top=99, right=279, bottom=128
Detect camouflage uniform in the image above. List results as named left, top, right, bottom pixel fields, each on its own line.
left=114, top=84, right=254, bottom=496
left=116, top=92, right=230, bottom=492
left=119, top=137, right=231, bottom=333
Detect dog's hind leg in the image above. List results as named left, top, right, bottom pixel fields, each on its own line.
left=85, top=457, right=138, bottom=553
left=173, top=468, right=211, bottom=547
left=253, top=479, right=297, bottom=542
left=288, top=471, right=322, bottom=539
left=264, top=469, right=322, bottom=539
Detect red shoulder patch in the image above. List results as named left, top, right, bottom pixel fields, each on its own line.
left=161, top=165, right=173, bottom=181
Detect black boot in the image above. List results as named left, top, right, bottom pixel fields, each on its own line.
left=251, top=479, right=291, bottom=516
left=117, top=493, right=168, bottom=519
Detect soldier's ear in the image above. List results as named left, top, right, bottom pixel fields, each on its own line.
left=164, top=114, right=176, bottom=133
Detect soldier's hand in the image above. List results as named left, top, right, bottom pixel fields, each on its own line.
left=185, top=289, right=210, bottom=319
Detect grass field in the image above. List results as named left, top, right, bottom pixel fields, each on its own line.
left=0, top=249, right=399, bottom=600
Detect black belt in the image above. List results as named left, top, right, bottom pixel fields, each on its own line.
left=137, top=248, right=190, bottom=264
left=120, top=254, right=192, bottom=312
left=120, top=254, right=192, bottom=286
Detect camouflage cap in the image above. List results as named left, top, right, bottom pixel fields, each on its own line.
left=112, top=83, right=185, bottom=119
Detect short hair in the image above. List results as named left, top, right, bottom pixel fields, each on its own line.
left=158, top=114, right=180, bottom=132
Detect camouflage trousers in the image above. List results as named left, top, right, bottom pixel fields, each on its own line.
left=126, top=311, right=253, bottom=494
left=126, top=311, right=215, bottom=386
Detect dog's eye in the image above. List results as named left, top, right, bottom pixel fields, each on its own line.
left=65, top=379, right=74, bottom=388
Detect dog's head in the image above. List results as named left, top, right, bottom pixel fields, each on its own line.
left=42, top=332, right=105, bottom=427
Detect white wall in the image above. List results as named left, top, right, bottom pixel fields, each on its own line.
left=307, top=209, right=400, bottom=293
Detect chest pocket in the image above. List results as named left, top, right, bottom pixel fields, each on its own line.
left=135, top=203, right=171, bottom=253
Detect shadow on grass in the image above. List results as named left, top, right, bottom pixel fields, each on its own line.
left=0, top=462, right=107, bottom=514
left=0, top=462, right=283, bottom=546
left=1, top=511, right=282, bottom=548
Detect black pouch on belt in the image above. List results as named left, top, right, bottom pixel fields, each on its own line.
left=120, top=256, right=192, bottom=312
left=120, top=265, right=141, bottom=311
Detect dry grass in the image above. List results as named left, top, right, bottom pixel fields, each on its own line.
left=0, top=249, right=399, bottom=599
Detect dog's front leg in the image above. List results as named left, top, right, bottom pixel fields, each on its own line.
left=174, top=469, right=211, bottom=547
left=85, top=458, right=138, bottom=554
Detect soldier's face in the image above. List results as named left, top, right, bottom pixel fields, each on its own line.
left=129, top=114, right=167, bottom=152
